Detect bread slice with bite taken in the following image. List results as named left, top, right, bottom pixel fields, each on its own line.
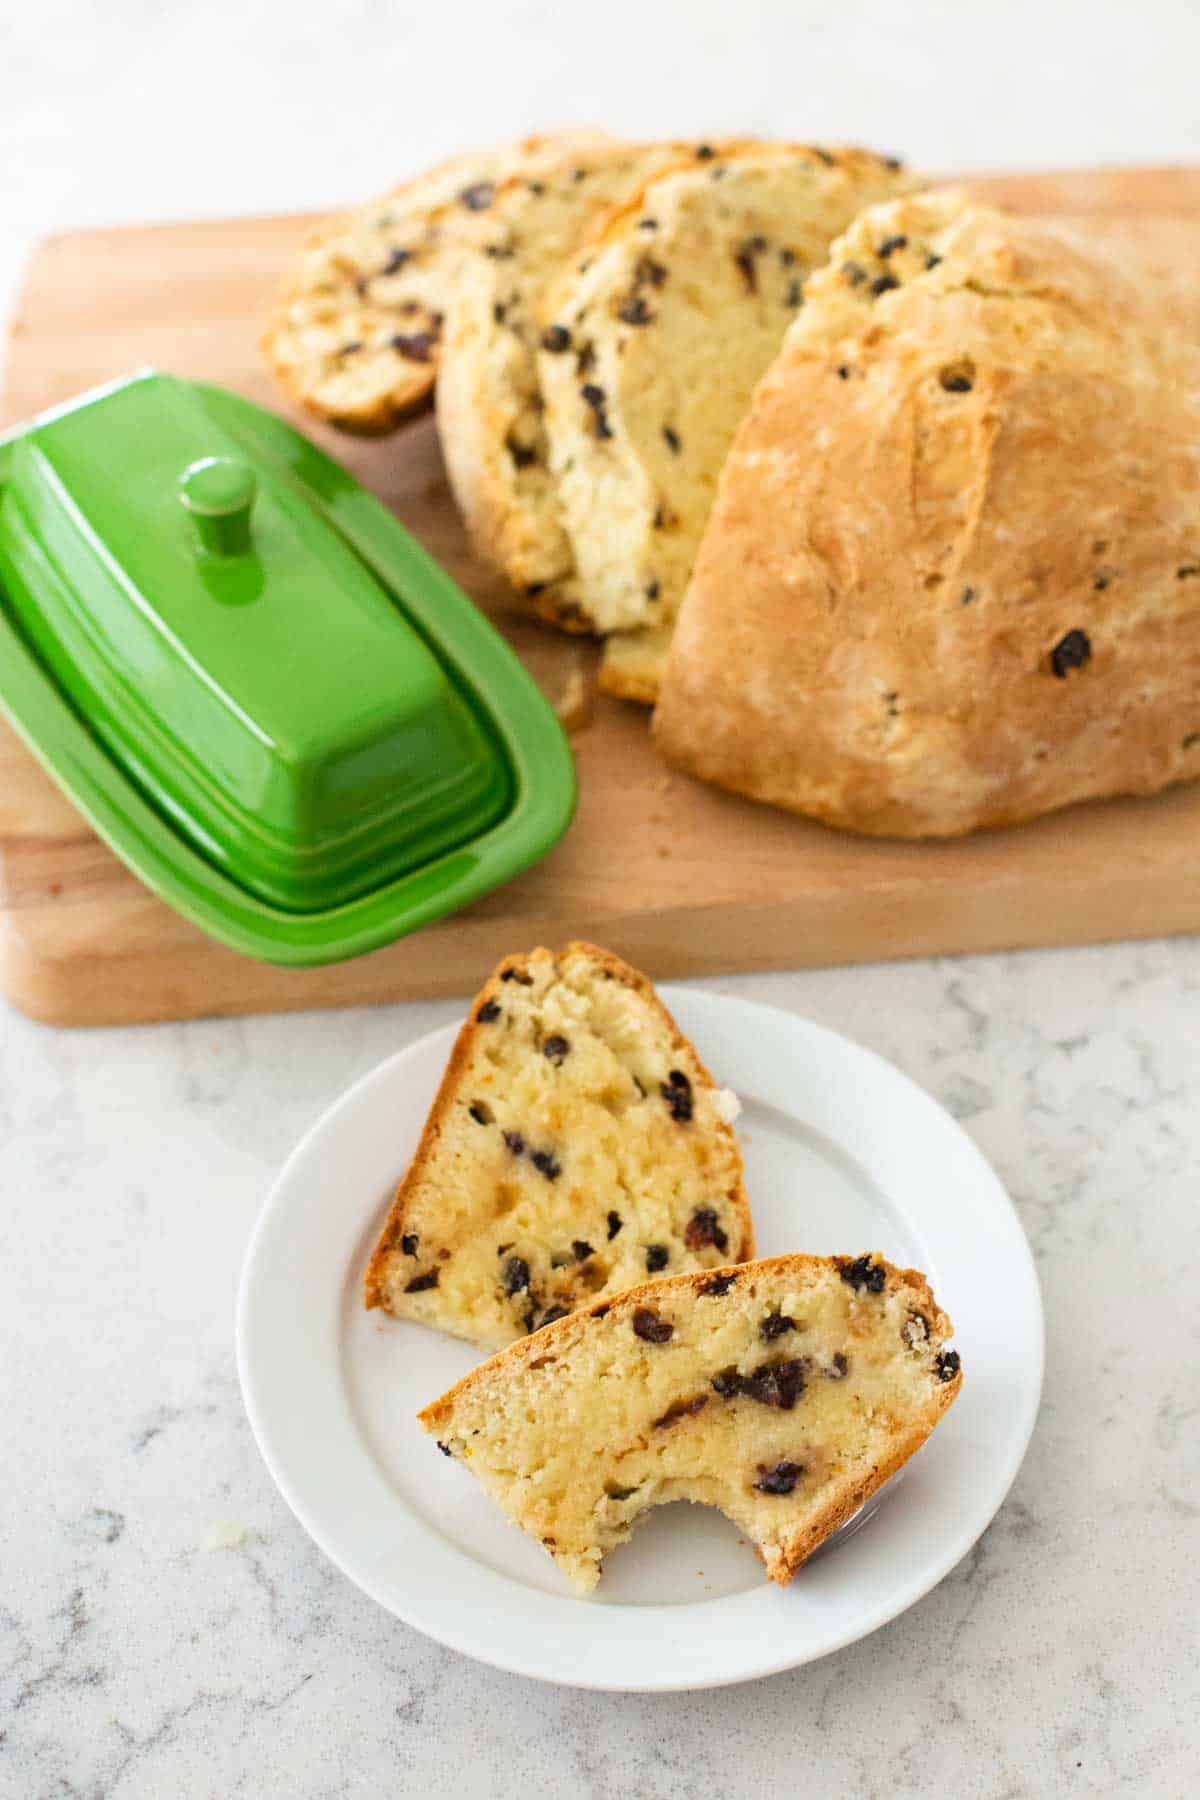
left=419, top=1251, right=962, bottom=1591
left=364, top=942, right=752, bottom=1348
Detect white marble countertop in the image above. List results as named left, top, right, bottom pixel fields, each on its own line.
left=3, top=2, right=1199, bottom=1794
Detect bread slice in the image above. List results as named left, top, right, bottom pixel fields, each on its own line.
left=364, top=942, right=752, bottom=1348
left=654, top=189, right=1200, bottom=834
left=533, top=146, right=917, bottom=694
left=419, top=1252, right=962, bottom=1591
left=261, top=132, right=611, bottom=435
left=434, top=140, right=744, bottom=629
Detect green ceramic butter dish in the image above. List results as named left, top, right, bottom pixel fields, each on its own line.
left=0, top=371, right=576, bottom=965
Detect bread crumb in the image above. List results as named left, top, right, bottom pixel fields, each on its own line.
left=202, top=1519, right=250, bottom=1551
left=555, top=665, right=593, bottom=733
left=713, top=1087, right=742, bottom=1125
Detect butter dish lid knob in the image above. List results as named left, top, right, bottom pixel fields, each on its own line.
left=179, top=455, right=257, bottom=556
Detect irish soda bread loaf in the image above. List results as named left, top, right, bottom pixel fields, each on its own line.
left=536, top=147, right=917, bottom=698
left=419, top=1252, right=962, bottom=1591
left=654, top=190, right=1200, bottom=834
left=364, top=943, right=751, bottom=1348
left=434, top=141, right=750, bottom=628
left=262, top=132, right=610, bottom=434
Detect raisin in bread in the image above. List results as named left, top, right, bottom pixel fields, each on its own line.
left=364, top=942, right=751, bottom=1348
left=534, top=146, right=917, bottom=697
left=654, top=189, right=1200, bottom=834
left=434, top=141, right=749, bottom=629
left=261, top=132, right=611, bottom=435
left=420, top=1252, right=961, bottom=1591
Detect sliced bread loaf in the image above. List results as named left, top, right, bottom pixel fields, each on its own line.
left=534, top=146, right=917, bottom=695
left=420, top=1252, right=962, bottom=1591
left=261, top=132, right=610, bottom=435
left=364, top=942, right=752, bottom=1348
left=434, top=140, right=743, bottom=629
left=654, top=190, right=1200, bottom=834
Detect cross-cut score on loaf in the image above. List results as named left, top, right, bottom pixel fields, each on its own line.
left=418, top=1253, right=962, bottom=1592
left=534, top=145, right=918, bottom=699
left=363, top=942, right=752, bottom=1349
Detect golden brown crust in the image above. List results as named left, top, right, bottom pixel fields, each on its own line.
left=654, top=191, right=1200, bottom=836
left=767, top=1403, right=954, bottom=1583
left=363, top=941, right=753, bottom=1312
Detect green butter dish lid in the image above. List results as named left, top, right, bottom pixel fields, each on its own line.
left=0, top=371, right=576, bottom=966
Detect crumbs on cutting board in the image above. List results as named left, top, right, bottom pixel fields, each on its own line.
left=555, top=664, right=593, bottom=734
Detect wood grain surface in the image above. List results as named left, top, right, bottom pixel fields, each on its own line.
left=2, top=166, right=1199, bottom=1026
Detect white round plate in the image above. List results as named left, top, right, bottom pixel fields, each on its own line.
left=238, top=989, right=1042, bottom=1691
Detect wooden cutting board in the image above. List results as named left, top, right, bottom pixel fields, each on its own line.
left=3, top=165, right=1200, bottom=1026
